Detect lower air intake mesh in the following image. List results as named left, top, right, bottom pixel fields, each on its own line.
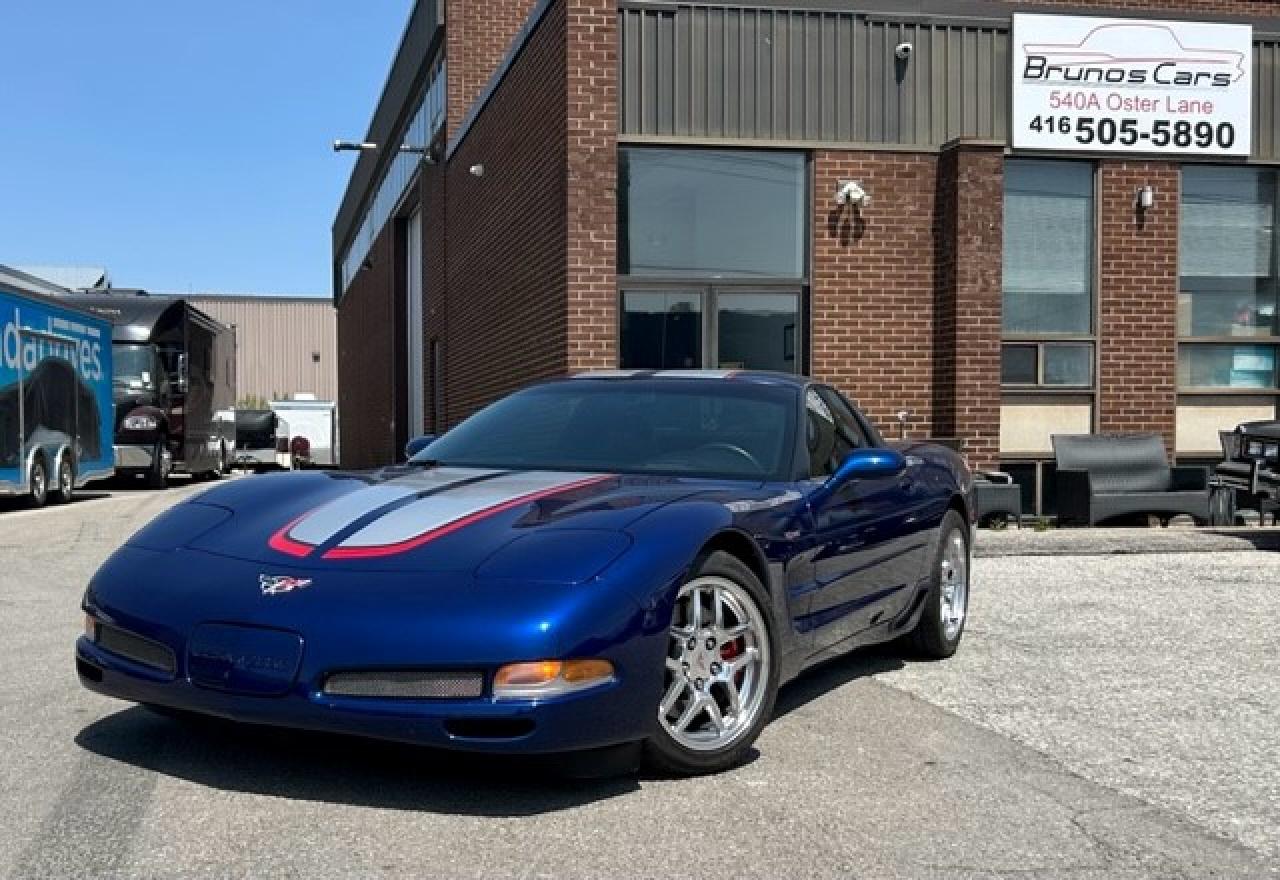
left=322, top=670, right=484, bottom=699
left=97, top=624, right=177, bottom=675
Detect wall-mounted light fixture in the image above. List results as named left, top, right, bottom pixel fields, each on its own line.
left=836, top=180, right=870, bottom=209
left=1135, top=185, right=1155, bottom=212
left=469, top=164, right=486, bottom=178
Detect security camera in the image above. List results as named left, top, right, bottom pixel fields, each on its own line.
left=894, top=42, right=913, bottom=61
left=836, top=180, right=869, bottom=208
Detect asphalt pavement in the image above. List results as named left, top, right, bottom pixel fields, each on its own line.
left=0, top=483, right=1276, bottom=879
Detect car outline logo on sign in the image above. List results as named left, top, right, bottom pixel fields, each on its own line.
left=259, top=574, right=313, bottom=596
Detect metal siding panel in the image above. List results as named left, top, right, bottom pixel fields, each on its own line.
left=618, top=5, right=1015, bottom=149
left=993, top=28, right=1010, bottom=143
left=708, top=7, right=724, bottom=137
left=1256, top=42, right=1277, bottom=160
left=622, top=10, right=641, bottom=135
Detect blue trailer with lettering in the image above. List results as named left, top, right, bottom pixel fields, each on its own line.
left=0, top=279, right=114, bottom=506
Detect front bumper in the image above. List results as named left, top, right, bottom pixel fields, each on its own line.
left=76, top=545, right=666, bottom=754
left=114, top=444, right=155, bottom=469
left=76, top=635, right=647, bottom=753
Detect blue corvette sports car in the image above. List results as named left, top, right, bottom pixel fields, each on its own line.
left=78, top=371, right=973, bottom=775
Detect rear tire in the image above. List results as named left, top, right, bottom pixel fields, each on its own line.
left=644, top=550, right=779, bottom=776
left=27, top=456, right=49, bottom=508
left=52, top=454, right=75, bottom=504
left=906, top=510, right=970, bottom=659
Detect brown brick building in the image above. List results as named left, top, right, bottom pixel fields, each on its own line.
left=333, top=0, right=1280, bottom=515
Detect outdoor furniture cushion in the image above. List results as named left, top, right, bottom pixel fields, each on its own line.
left=1052, top=433, right=1210, bottom=526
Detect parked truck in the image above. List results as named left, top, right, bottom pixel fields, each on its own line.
left=0, top=281, right=115, bottom=506
left=77, top=293, right=235, bottom=487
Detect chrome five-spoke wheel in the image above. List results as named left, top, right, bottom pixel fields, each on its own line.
left=939, top=529, right=968, bottom=641
left=659, top=575, right=770, bottom=752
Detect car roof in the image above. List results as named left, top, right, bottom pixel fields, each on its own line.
left=566, top=369, right=808, bottom=389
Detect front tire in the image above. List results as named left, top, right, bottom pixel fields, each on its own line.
left=145, top=438, right=171, bottom=489
left=644, top=550, right=779, bottom=776
left=907, top=510, right=971, bottom=659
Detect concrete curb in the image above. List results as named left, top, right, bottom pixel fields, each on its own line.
left=976, top=527, right=1280, bottom=558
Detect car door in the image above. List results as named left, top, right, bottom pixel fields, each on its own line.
left=803, top=387, right=920, bottom=648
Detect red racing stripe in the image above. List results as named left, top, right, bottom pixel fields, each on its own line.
left=268, top=514, right=315, bottom=558
left=321, top=474, right=613, bottom=560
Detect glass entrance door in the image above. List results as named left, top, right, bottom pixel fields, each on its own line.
left=620, top=287, right=801, bottom=373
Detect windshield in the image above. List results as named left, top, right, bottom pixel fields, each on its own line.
left=113, top=344, right=157, bottom=390
left=416, top=381, right=797, bottom=480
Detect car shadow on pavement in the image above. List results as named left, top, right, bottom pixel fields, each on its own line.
left=773, top=645, right=906, bottom=719
left=73, top=646, right=907, bottom=813
left=74, top=706, right=638, bottom=816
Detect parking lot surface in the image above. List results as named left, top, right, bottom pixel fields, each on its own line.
left=1, top=486, right=1276, bottom=879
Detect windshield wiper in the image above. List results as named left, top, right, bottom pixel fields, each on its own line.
left=407, top=458, right=440, bottom=468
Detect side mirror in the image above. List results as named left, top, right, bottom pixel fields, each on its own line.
left=831, top=447, right=907, bottom=484
left=405, top=434, right=437, bottom=460
left=812, top=448, right=907, bottom=506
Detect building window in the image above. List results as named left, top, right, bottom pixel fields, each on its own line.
left=1003, top=160, right=1095, bottom=337
left=1179, top=166, right=1279, bottom=391
left=619, top=148, right=806, bottom=279
left=619, top=147, right=807, bottom=373
left=1000, top=342, right=1093, bottom=387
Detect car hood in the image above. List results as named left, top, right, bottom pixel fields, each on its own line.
left=147, top=466, right=728, bottom=574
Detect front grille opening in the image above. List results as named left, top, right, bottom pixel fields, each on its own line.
left=96, top=623, right=176, bottom=676
left=322, top=669, right=484, bottom=700
left=444, top=718, right=535, bottom=740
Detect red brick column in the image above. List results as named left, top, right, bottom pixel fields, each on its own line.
left=445, top=0, right=539, bottom=135
left=1097, top=162, right=1180, bottom=452
left=811, top=152, right=938, bottom=438
left=935, top=140, right=1004, bottom=470
left=565, top=0, right=618, bottom=371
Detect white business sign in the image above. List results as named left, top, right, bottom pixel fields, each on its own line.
left=1012, top=14, right=1252, bottom=156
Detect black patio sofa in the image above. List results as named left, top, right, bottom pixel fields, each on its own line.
left=1052, top=433, right=1210, bottom=526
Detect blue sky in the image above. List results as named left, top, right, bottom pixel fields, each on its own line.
left=0, top=2, right=411, bottom=296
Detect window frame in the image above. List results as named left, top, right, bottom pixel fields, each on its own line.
left=1178, top=164, right=1280, bottom=395
left=1001, top=158, right=1099, bottom=394
left=618, top=283, right=806, bottom=374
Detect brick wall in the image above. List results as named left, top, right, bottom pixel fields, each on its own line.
left=442, top=0, right=569, bottom=423
left=337, top=224, right=399, bottom=469
left=1097, top=161, right=1181, bottom=451
left=446, top=0, right=539, bottom=135
left=565, top=0, right=618, bottom=371
left=1019, top=0, right=1280, bottom=15
left=812, top=152, right=939, bottom=440
left=934, top=142, right=1004, bottom=470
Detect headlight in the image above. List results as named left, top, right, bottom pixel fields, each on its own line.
left=123, top=414, right=158, bottom=432
left=492, top=659, right=615, bottom=700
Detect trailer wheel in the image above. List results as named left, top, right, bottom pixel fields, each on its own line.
left=146, top=437, right=171, bottom=489
left=53, top=454, right=75, bottom=504
left=28, top=456, right=49, bottom=508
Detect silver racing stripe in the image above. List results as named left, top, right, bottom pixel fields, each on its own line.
left=287, top=468, right=499, bottom=546
left=331, top=471, right=608, bottom=552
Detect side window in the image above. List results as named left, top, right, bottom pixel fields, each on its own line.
left=817, top=387, right=871, bottom=450
left=805, top=389, right=853, bottom=478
